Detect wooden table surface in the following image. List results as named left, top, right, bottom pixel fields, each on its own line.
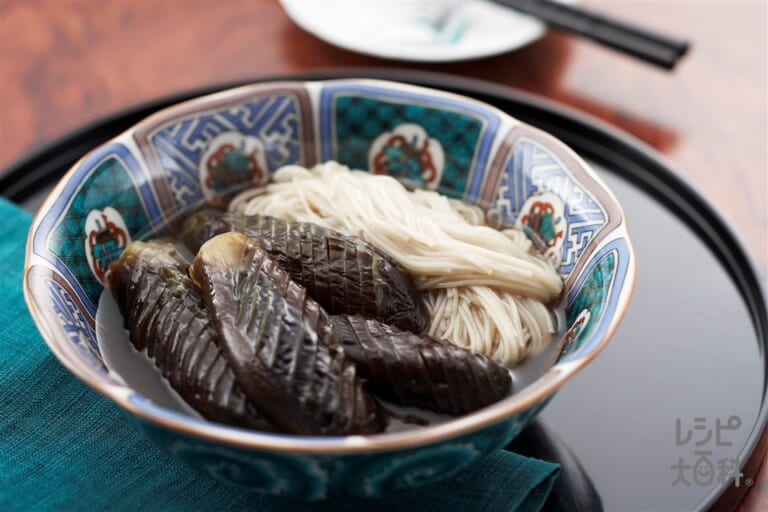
left=1, top=0, right=766, bottom=509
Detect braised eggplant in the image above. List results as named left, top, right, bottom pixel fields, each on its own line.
left=189, top=232, right=385, bottom=435
left=330, top=315, right=512, bottom=415
left=106, top=241, right=274, bottom=431
left=182, top=209, right=429, bottom=334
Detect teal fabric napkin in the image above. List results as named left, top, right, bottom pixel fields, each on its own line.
left=0, top=196, right=559, bottom=511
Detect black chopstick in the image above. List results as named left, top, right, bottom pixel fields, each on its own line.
left=493, top=0, right=690, bottom=70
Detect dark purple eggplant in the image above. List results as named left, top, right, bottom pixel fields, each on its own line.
left=189, top=232, right=385, bottom=436
left=329, top=315, right=512, bottom=415
left=106, top=241, right=274, bottom=431
left=182, top=209, right=429, bottom=334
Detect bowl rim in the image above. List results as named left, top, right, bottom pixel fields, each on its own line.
left=23, top=78, right=637, bottom=454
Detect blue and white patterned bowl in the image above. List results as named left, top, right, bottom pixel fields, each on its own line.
left=24, top=79, right=636, bottom=499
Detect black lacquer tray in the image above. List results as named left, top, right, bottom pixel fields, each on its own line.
left=3, top=70, right=765, bottom=512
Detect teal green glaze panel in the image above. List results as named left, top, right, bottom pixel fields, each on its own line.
left=50, top=157, right=152, bottom=307
left=334, top=96, right=482, bottom=197
left=561, top=251, right=617, bottom=358
left=131, top=404, right=519, bottom=499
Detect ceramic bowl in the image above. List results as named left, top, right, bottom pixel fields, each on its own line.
left=24, top=79, right=636, bottom=499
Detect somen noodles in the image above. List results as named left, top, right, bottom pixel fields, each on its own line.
left=230, top=162, right=562, bottom=367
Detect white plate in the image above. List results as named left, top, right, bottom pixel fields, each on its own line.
left=280, top=0, right=568, bottom=62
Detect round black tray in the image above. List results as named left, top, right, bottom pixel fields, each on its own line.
left=4, top=70, right=766, bottom=512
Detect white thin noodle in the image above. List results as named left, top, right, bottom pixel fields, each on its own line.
left=230, top=162, right=562, bottom=367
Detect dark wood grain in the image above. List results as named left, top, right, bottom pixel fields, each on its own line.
left=1, top=0, right=766, bottom=508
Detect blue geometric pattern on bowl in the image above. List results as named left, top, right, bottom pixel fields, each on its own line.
left=488, top=136, right=610, bottom=276
left=134, top=86, right=315, bottom=214
left=46, top=274, right=106, bottom=371
left=25, top=79, right=636, bottom=499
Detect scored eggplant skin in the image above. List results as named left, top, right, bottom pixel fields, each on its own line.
left=182, top=209, right=429, bottom=334
left=189, top=232, right=385, bottom=436
left=329, top=315, right=512, bottom=415
left=106, top=241, right=274, bottom=431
